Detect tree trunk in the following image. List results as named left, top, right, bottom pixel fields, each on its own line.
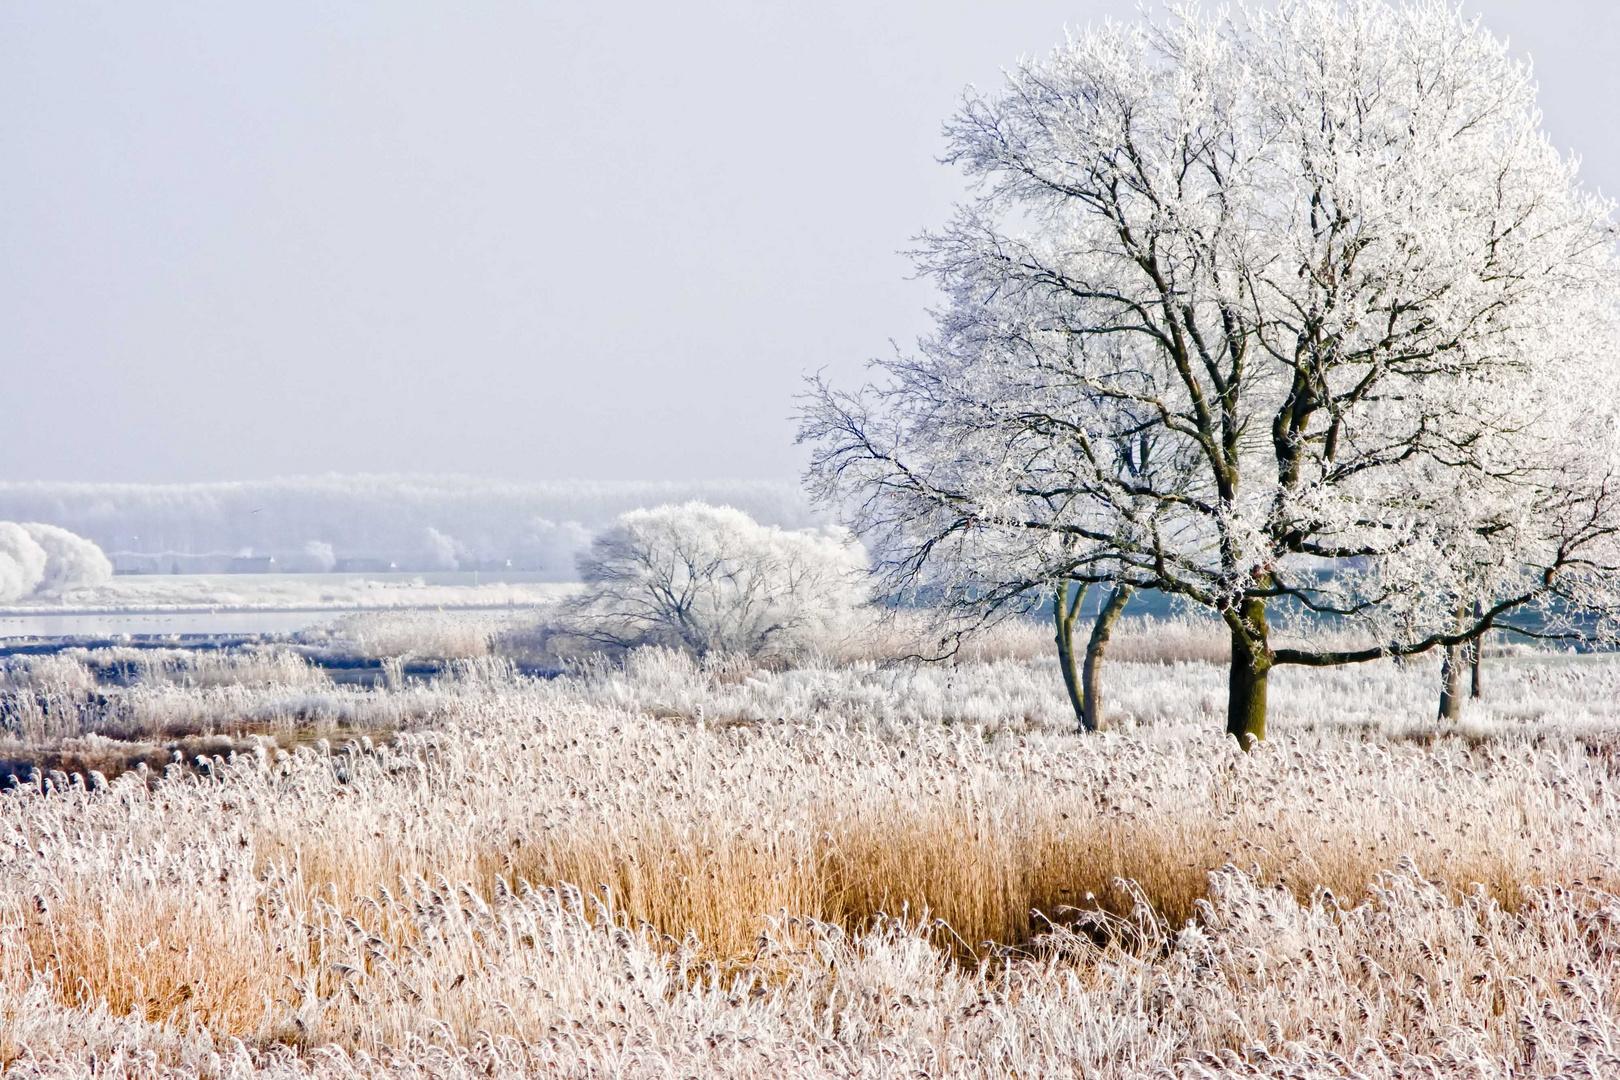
left=1438, top=642, right=1466, bottom=721
left=1439, top=601, right=1470, bottom=721
left=1054, top=581, right=1089, bottom=732
left=1470, top=599, right=1484, bottom=699
left=1227, top=595, right=1270, bottom=748
left=1082, top=584, right=1132, bottom=733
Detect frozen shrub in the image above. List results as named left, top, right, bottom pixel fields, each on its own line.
left=21, top=522, right=113, bottom=595
left=553, top=502, right=868, bottom=660
left=322, top=609, right=508, bottom=660
left=0, top=522, right=112, bottom=600
left=0, top=522, right=47, bottom=601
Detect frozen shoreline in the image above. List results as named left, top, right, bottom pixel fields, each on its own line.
left=0, top=573, right=575, bottom=637
left=0, top=599, right=553, bottom=616
left=0, top=572, right=574, bottom=617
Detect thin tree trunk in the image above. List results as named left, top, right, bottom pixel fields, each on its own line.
left=1438, top=643, right=1466, bottom=721
left=1439, top=601, right=1468, bottom=721
left=1053, top=580, right=1089, bottom=732
left=1227, top=595, right=1270, bottom=748
left=1470, top=598, right=1484, bottom=699
left=1081, top=584, right=1132, bottom=733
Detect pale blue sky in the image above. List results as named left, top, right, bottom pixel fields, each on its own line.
left=3, top=1, right=1614, bottom=483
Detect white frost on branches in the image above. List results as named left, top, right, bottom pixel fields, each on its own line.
left=554, top=503, right=868, bottom=660
left=0, top=522, right=112, bottom=601
left=801, top=0, right=1620, bottom=729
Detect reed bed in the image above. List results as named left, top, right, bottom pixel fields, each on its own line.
left=0, top=648, right=500, bottom=778
left=316, top=610, right=544, bottom=662
left=0, top=637, right=1615, bottom=1075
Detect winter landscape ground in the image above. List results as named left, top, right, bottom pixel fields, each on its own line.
left=0, top=610, right=1615, bottom=1078
left=8, top=0, right=1620, bottom=1075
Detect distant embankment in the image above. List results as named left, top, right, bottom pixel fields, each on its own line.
left=0, top=475, right=815, bottom=579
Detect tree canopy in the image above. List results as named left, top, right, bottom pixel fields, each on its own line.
left=802, top=0, right=1620, bottom=742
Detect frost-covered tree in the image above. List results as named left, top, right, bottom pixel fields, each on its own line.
left=555, top=503, right=867, bottom=660
left=22, top=523, right=114, bottom=596
left=0, top=524, right=48, bottom=603
left=0, top=523, right=112, bottom=601
left=802, top=0, right=1620, bottom=744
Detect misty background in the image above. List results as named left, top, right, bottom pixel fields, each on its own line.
left=0, top=477, right=812, bottom=577
left=3, top=1, right=1615, bottom=572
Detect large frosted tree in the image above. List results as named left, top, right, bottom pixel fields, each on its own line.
left=802, top=0, right=1620, bottom=744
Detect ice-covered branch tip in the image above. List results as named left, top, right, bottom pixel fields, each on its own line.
left=0, top=522, right=113, bottom=602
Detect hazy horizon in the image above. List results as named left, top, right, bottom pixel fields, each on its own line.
left=0, top=473, right=818, bottom=576
left=5, top=1, right=1615, bottom=485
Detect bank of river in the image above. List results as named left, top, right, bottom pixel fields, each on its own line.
left=0, top=609, right=342, bottom=639
left=0, top=601, right=542, bottom=641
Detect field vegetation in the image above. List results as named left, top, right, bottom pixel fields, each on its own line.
left=6, top=0, right=1620, bottom=1073
left=0, top=611, right=1615, bottom=1077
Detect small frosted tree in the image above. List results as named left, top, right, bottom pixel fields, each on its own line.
left=0, top=523, right=112, bottom=601
left=22, top=523, right=113, bottom=595
left=802, top=0, right=1620, bottom=743
left=556, top=502, right=867, bottom=660
left=0, top=523, right=47, bottom=603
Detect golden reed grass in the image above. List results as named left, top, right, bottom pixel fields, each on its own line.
left=0, top=647, right=1617, bottom=1075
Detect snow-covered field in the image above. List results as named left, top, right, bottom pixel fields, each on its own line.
left=0, top=622, right=1617, bottom=1077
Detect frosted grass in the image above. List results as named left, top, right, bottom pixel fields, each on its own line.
left=0, top=634, right=1614, bottom=1075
